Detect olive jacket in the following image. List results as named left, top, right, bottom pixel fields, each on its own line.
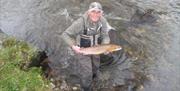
left=61, top=13, right=110, bottom=47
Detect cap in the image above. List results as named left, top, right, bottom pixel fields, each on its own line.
left=88, top=2, right=103, bottom=12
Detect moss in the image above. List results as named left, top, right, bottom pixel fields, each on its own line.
left=0, top=37, right=51, bottom=91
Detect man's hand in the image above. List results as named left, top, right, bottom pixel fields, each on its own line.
left=71, top=45, right=82, bottom=54
left=71, top=45, right=90, bottom=55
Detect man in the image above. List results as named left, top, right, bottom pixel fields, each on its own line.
left=61, top=2, right=112, bottom=90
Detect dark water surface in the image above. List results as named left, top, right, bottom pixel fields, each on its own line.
left=135, top=0, right=180, bottom=91
left=0, top=0, right=180, bottom=91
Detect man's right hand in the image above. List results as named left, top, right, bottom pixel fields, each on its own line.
left=71, top=45, right=82, bottom=54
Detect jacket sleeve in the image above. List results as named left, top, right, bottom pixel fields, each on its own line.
left=100, top=17, right=110, bottom=44
left=61, top=17, right=84, bottom=46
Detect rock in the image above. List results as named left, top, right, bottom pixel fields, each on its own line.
left=49, top=83, right=55, bottom=89
left=130, top=8, right=159, bottom=24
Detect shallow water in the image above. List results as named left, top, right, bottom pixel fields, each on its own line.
left=0, top=0, right=180, bottom=91
left=134, top=0, right=180, bottom=91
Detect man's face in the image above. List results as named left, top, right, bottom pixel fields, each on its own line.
left=88, top=10, right=102, bottom=22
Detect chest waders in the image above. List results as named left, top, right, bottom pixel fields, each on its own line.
left=80, top=20, right=102, bottom=48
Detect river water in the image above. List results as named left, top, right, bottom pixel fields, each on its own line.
left=134, top=0, right=180, bottom=91
left=0, top=0, right=180, bottom=91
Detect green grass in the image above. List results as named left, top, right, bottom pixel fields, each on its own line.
left=0, top=38, right=51, bottom=91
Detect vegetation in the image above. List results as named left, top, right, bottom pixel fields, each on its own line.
left=0, top=38, right=50, bottom=91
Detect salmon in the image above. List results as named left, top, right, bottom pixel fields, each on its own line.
left=79, top=44, right=122, bottom=55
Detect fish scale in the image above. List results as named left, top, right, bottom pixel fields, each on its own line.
left=79, top=44, right=122, bottom=55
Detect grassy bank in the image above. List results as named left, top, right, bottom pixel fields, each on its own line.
left=0, top=38, right=50, bottom=91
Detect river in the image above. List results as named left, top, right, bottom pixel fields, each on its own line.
left=135, top=0, right=180, bottom=91
left=0, top=0, right=180, bottom=91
